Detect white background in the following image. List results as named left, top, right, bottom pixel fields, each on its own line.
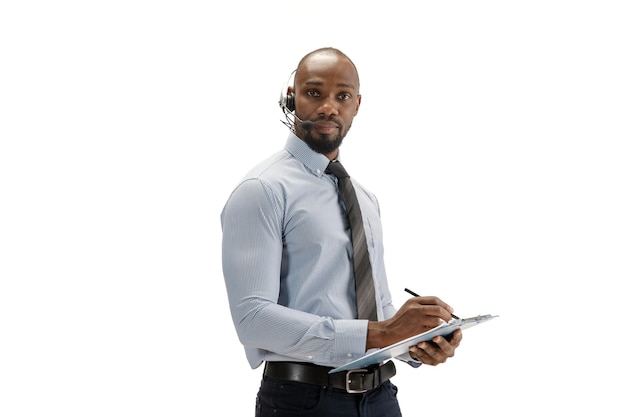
left=1, top=1, right=625, bottom=416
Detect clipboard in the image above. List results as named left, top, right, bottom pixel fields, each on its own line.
left=329, top=314, right=498, bottom=374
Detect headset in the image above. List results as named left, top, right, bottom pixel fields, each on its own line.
left=278, top=70, right=297, bottom=113
left=278, top=70, right=313, bottom=131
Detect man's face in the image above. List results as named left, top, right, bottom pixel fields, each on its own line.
left=292, top=53, right=361, bottom=158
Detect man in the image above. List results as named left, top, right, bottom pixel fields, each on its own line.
left=221, top=47, right=462, bottom=417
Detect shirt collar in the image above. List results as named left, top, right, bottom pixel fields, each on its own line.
left=285, top=133, right=337, bottom=177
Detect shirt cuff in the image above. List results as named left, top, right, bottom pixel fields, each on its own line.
left=396, top=352, right=422, bottom=368
left=333, top=319, right=369, bottom=362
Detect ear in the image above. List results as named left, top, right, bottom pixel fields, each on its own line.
left=353, top=94, right=362, bottom=116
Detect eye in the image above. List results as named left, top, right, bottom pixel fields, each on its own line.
left=306, top=89, right=321, bottom=97
left=337, top=92, right=352, bottom=100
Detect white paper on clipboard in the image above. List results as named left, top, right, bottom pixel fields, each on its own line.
left=329, top=314, right=498, bottom=374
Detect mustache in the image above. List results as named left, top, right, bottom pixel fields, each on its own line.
left=313, top=116, right=342, bottom=128
left=313, top=116, right=338, bottom=122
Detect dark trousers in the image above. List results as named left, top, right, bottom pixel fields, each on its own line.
left=255, top=376, right=403, bottom=417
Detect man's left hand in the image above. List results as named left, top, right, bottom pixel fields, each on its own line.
left=408, top=329, right=463, bottom=366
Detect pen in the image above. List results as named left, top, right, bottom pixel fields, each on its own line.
left=404, top=288, right=460, bottom=320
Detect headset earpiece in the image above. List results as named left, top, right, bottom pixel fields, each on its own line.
left=285, top=92, right=295, bottom=112
left=279, top=70, right=297, bottom=112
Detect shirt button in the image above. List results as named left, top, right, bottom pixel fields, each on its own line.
left=307, top=355, right=313, bottom=360
left=316, top=169, right=321, bottom=174
left=347, top=353, right=353, bottom=357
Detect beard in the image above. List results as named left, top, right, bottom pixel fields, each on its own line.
left=299, top=121, right=350, bottom=155
left=301, top=131, right=345, bottom=155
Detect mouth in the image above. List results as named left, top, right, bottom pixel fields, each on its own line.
left=314, top=122, right=339, bottom=134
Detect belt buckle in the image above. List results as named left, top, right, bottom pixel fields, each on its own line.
left=345, top=368, right=369, bottom=393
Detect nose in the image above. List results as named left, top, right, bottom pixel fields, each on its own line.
left=317, top=97, right=339, bottom=116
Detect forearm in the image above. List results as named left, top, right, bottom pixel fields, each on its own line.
left=223, top=241, right=368, bottom=364
left=231, top=297, right=367, bottom=364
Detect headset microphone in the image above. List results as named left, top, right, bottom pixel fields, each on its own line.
left=278, top=97, right=315, bottom=132
left=295, top=115, right=314, bottom=132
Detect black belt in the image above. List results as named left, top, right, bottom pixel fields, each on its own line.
left=263, top=360, right=396, bottom=394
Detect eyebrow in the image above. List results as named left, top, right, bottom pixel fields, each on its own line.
left=304, top=81, right=356, bottom=90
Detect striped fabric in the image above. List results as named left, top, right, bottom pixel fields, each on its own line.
left=326, top=160, right=378, bottom=322
left=221, top=134, right=396, bottom=369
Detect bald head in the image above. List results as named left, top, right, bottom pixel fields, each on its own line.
left=295, top=47, right=360, bottom=93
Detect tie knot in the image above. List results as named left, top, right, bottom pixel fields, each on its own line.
left=325, top=160, right=350, bottom=178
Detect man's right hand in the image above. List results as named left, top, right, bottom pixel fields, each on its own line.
left=366, top=296, right=456, bottom=349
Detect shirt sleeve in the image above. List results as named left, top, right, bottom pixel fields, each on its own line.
left=221, top=178, right=368, bottom=367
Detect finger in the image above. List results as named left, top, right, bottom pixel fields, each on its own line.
left=416, top=341, right=444, bottom=363
left=446, top=329, right=463, bottom=347
left=409, top=300, right=456, bottom=322
left=410, top=345, right=437, bottom=365
left=402, top=297, right=452, bottom=320
left=419, top=337, right=458, bottom=364
left=413, top=296, right=454, bottom=313
left=413, top=343, right=441, bottom=366
left=431, top=336, right=455, bottom=357
left=419, top=315, right=444, bottom=329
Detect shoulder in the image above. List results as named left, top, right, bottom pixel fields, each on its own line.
left=223, top=148, right=311, bottom=213
left=352, top=178, right=380, bottom=210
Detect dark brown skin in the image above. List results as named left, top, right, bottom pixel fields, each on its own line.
left=368, top=295, right=462, bottom=366
left=292, top=49, right=462, bottom=366
left=290, top=51, right=361, bottom=160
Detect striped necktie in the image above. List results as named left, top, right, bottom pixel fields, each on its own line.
left=326, top=160, right=378, bottom=321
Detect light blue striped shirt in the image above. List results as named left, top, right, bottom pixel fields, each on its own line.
left=221, top=133, right=398, bottom=369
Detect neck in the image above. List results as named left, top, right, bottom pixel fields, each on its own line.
left=325, top=150, right=339, bottom=161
